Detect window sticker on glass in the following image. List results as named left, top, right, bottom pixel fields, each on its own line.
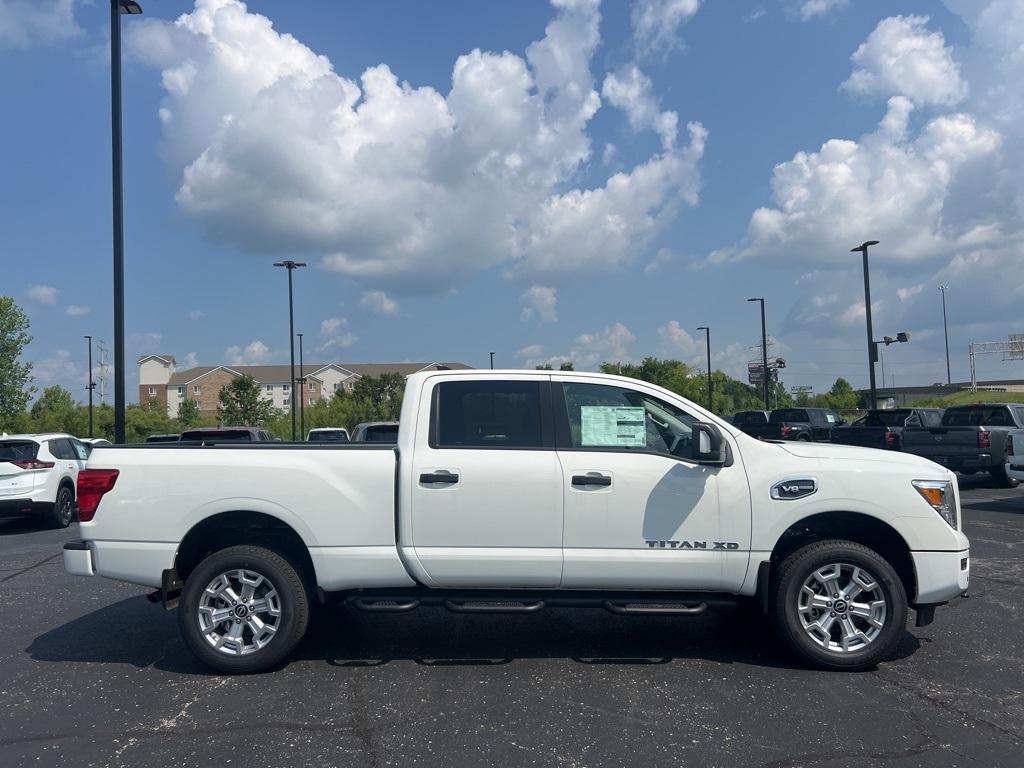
left=826, top=414, right=836, bottom=424
left=581, top=406, right=646, bottom=447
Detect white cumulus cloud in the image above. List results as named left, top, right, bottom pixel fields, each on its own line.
left=359, top=290, right=398, bottom=316
left=797, top=0, right=847, bottom=22
left=27, top=284, right=58, bottom=304
left=520, top=285, right=558, bottom=323
left=602, top=66, right=678, bottom=149
left=318, top=317, right=357, bottom=352
left=842, top=16, right=967, bottom=107
left=225, top=340, right=272, bottom=366
left=129, top=0, right=705, bottom=291
left=657, top=320, right=699, bottom=356
left=0, top=0, right=80, bottom=48
left=65, top=305, right=91, bottom=316
left=631, top=0, right=700, bottom=58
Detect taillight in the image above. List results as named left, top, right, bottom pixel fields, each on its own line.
left=885, top=431, right=897, bottom=448
left=1008, top=433, right=1015, bottom=457
left=12, top=459, right=55, bottom=470
left=781, top=424, right=792, bottom=436
left=978, top=431, right=990, bottom=450
left=77, top=469, right=119, bottom=522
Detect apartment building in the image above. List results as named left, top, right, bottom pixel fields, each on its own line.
left=138, top=355, right=471, bottom=418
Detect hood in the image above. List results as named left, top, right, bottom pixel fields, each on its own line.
left=778, top=441, right=946, bottom=473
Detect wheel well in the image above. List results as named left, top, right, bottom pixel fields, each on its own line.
left=175, top=511, right=317, bottom=591
left=770, top=512, right=916, bottom=601
left=59, top=478, right=75, bottom=497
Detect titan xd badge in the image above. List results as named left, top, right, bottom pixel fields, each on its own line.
left=645, top=540, right=740, bottom=549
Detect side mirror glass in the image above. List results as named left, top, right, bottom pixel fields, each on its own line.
left=692, top=422, right=725, bottom=465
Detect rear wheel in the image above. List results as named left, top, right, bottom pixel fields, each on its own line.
left=178, top=545, right=310, bottom=674
left=43, top=486, right=75, bottom=529
left=773, top=540, right=907, bottom=670
left=990, top=466, right=1020, bottom=489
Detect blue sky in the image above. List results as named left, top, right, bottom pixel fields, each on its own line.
left=2, top=0, right=1022, bottom=403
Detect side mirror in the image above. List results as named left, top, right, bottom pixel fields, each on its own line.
left=693, top=422, right=726, bottom=465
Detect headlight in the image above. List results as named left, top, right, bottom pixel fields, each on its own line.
left=912, top=480, right=957, bottom=529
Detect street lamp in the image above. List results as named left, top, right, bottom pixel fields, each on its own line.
left=696, top=326, right=712, bottom=411
left=297, top=332, right=305, bottom=439
left=938, top=285, right=951, bottom=385
left=273, top=260, right=306, bottom=440
left=747, top=298, right=770, bottom=410
left=110, top=0, right=143, bottom=444
left=851, top=240, right=880, bottom=409
left=489, top=352, right=495, bottom=370
left=84, top=335, right=95, bottom=438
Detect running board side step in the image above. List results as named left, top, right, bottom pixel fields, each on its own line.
left=603, top=601, right=707, bottom=615
left=444, top=599, right=545, bottom=613
left=350, top=598, right=421, bottom=613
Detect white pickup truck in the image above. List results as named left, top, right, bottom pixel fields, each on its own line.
left=64, top=370, right=969, bottom=673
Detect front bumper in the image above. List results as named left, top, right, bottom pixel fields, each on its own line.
left=63, top=540, right=95, bottom=577
left=912, top=548, right=969, bottom=604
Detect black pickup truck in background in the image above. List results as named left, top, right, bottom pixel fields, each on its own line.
left=830, top=408, right=945, bottom=450
left=902, top=403, right=1024, bottom=487
left=734, top=408, right=845, bottom=442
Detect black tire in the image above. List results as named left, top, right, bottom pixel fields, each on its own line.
left=178, top=545, right=310, bottom=674
left=44, top=485, right=76, bottom=529
left=990, top=466, right=1020, bottom=489
left=772, top=539, right=907, bottom=671
left=796, top=434, right=811, bottom=442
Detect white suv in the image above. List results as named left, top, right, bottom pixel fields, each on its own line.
left=0, top=434, right=90, bottom=528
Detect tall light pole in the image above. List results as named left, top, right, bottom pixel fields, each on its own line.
left=110, top=0, right=143, bottom=443
left=697, top=326, right=712, bottom=411
left=489, top=352, right=495, bottom=370
left=939, top=285, right=951, bottom=385
left=747, top=298, right=770, bottom=410
left=297, top=332, right=305, bottom=439
left=84, top=335, right=95, bottom=438
left=273, top=260, right=306, bottom=440
left=851, top=240, right=880, bottom=409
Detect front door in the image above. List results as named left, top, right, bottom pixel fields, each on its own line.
left=408, top=376, right=563, bottom=588
left=553, top=378, right=749, bottom=591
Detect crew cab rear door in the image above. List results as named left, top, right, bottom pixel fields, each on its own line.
left=407, top=374, right=563, bottom=588
left=551, top=376, right=750, bottom=591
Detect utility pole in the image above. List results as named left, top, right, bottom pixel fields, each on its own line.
left=273, top=260, right=306, bottom=440
left=939, top=285, right=951, bottom=385
left=84, top=335, right=95, bottom=438
left=110, top=1, right=143, bottom=442
left=298, top=332, right=305, bottom=440
left=747, top=298, right=770, bottom=410
left=851, top=240, right=880, bottom=409
left=697, top=326, right=712, bottom=411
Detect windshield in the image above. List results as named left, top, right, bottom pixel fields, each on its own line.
left=942, top=407, right=1012, bottom=426
left=865, top=410, right=911, bottom=427
left=770, top=409, right=808, bottom=423
left=362, top=425, right=399, bottom=442
left=0, top=441, right=38, bottom=462
left=179, top=430, right=255, bottom=442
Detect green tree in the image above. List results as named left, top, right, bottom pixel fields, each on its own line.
left=825, top=377, right=859, bottom=410
left=0, top=296, right=34, bottom=429
left=218, top=375, right=277, bottom=427
left=350, top=373, right=405, bottom=417
left=30, top=386, right=80, bottom=433
left=177, top=398, right=201, bottom=427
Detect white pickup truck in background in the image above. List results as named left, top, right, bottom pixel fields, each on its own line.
left=64, top=370, right=969, bottom=673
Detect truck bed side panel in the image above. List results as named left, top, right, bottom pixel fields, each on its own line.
left=81, top=446, right=415, bottom=591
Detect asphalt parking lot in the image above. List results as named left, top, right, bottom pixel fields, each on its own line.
left=1, top=477, right=1021, bottom=768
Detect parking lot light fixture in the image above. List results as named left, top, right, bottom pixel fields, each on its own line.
left=84, top=335, right=95, bottom=438
left=298, top=332, right=305, bottom=439
left=747, top=298, right=770, bottom=410
left=697, top=326, right=712, bottom=411
left=851, top=241, right=880, bottom=410
left=110, top=0, right=144, bottom=444
left=939, top=285, right=951, bottom=385
left=273, top=260, right=307, bottom=440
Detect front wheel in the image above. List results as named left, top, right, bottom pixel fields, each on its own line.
left=773, top=540, right=907, bottom=670
left=178, top=545, right=310, bottom=674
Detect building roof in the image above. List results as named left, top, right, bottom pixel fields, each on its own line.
left=138, top=354, right=176, bottom=365
left=165, top=361, right=471, bottom=386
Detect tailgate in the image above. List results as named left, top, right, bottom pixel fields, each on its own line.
left=0, top=465, right=37, bottom=496
left=902, top=428, right=980, bottom=457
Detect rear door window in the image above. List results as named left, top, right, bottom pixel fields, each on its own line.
left=434, top=381, right=543, bottom=448
left=49, top=439, right=76, bottom=460
left=771, top=409, right=808, bottom=423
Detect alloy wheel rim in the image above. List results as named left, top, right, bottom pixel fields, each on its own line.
left=198, top=568, right=282, bottom=656
left=60, top=492, right=73, bottom=524
left=797, top=562, right=887, bottom=653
